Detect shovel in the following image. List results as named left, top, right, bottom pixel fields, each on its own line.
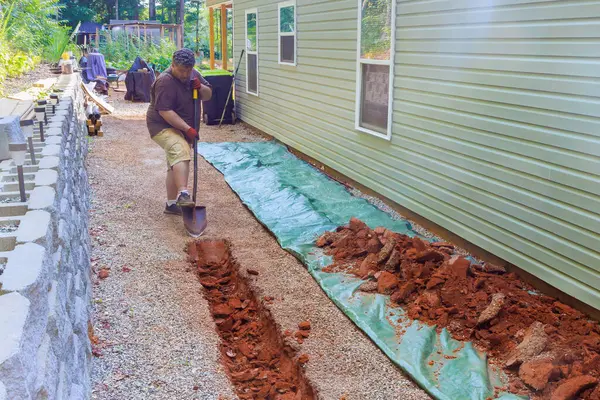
left=182, top=88, right=207, bottom=237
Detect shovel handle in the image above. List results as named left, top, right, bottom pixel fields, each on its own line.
left=192, top=89, right=199, bottom=203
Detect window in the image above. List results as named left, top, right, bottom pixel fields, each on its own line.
left=278, top=1, right=296, bottom=65
left=355, top=0, right=396, bottom=139
left=245, top=9, right=258, bottom=95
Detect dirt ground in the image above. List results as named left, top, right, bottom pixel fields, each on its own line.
left=89, top=89, right=430, bottom=399
left=1, top=63, right=54, bottom=96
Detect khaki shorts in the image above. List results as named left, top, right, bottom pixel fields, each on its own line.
left=152, top=128, right=191, bottom=169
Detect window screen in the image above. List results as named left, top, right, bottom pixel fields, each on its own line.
left=247, top=53, right=258, bottom=94
left=360, top=63, right=389, bottom=133
left=280, top=36, right=295, bottom=64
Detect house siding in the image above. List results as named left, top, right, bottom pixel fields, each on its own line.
left=232, top=0, right=600, bottom=310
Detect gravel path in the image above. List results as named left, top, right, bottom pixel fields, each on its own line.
left=89, top=90, right=430, bottom=400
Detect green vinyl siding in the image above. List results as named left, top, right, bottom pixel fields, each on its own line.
left=232, top=0, right=600, bottom=310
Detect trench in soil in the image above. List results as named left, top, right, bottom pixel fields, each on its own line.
left=187, top=239, right=316, bottom=400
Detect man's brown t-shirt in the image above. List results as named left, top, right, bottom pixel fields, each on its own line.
left=146, top=67, right=210, bottom=137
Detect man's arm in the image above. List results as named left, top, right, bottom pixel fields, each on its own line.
left=199, top=84, right=212, bottom=101
left=192, top=69, right=213, bottom=101
left=158, top=110, right=191, bottom=132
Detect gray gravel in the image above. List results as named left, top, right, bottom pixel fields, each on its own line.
left=0, top=197, right=22, bottom=203
left=0, top=224, right=18, bottom=233
left=89, top=97, right=235, bottom=400
left=89, top=91, right=431, bottom=400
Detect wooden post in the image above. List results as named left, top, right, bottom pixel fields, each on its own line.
left=95, top=28, right=99, bottom=48
left=137, top=23, right=141, bottom=42
left=221, top=4, right=227, bottom=70
left=209, top=8, right=215, bottom=69
left=178, top=25, right=183, bottom=48
left=160, top=25, right=164, bottom=41
left=144, top=25, right=148, bottom=42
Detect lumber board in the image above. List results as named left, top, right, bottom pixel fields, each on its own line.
left=81, top=82, right=114, bottom=114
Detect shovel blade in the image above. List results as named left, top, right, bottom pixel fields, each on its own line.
left=182, top=205, right=207, bottom=238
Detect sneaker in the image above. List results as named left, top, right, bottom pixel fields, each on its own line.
left=164, top=203, right=182, bottom=215
left=176, top=192, right=195, bottom=207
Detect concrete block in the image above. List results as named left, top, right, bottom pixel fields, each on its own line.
left=49, top=115, right=66, bottom=125
left=16, top=210, right=51, bottom=244
left=65, top=272, right=73, bottom=301
left=0, top=243, right=45, bottom=292
left=34, top=333, right=58, bottom=399
left=72, top=297, right=86, bottom=335
left=0, top=160, right=12, bottom=171
left=0, top=75, right=91, bottom=399
left=58, top=219, right=69, bottom=245
left=56, top=361, right=67, bottom=400
left=28, top=186, right=56, bottom=211
left=58, top=317, right=73, bottom=357
left=38, top=156, right=60, bottom=170
left=0, top=115, right=19, bottom=161
left=34, top=169, right=58, bottom=187
left=0, top=293, right=30, bottom=365
left=47, top=281, right=58, bottom=323
left=45, top=136, right=62, bottom=145
left=41, top=145, right=61, bottom=157
left=73, top=271, right=82, bottom=295
left=69, top=383, right=84, bottom=400
left=45, top=126, right=63, bottom=135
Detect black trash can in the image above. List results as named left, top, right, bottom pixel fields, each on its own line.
left=201, top=71, right=235, bottom=125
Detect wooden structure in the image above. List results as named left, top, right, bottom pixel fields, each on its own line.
left=207, top=1, right=233, bottom=70
left=76, top=22, right=103, bottom=49
left=103, top=21, right=184, bottom=48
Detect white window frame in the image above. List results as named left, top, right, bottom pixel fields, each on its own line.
left=278, top=0, right=297, bottom=66
left=245, top=8, right=259, bottom=96
left=354, top=0, right=396, bottom=140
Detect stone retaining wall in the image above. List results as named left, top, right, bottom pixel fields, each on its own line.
left=0, top=74, right=92, bottom=400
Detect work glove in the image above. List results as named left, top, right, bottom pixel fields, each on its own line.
left=185, top=127, right=199, bottom=142
left=191, top=77, right=202, bottom=90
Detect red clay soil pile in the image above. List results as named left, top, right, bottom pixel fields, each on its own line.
left=188, top=240, right=316, bottom=400
left=317, top=218, right=600, bottom=400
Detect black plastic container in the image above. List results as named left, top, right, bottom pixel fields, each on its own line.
left=202, top=73, right=236, bottom=125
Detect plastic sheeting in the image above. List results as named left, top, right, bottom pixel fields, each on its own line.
left=125, top=57, right=155, bottom=103
left=199, top=141, right=526, bottom=400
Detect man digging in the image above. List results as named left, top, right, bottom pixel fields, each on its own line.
left=146, top=48, right=212, bottom=215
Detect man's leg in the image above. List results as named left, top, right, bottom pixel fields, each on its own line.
left=153, top=128, right=194, bottom=211
left=171, top=160, right=190, bottom=195
left=166, top=168, right=178, bottom=203
left=164, top=168, right=182, bottom=215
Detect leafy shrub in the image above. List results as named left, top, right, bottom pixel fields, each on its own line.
left=100, top=31, right=176, bottom=73
left=0, top=0, right=73, bottom=95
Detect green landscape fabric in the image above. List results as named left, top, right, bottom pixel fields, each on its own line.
left=198, top=140, right=525, bottom=400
